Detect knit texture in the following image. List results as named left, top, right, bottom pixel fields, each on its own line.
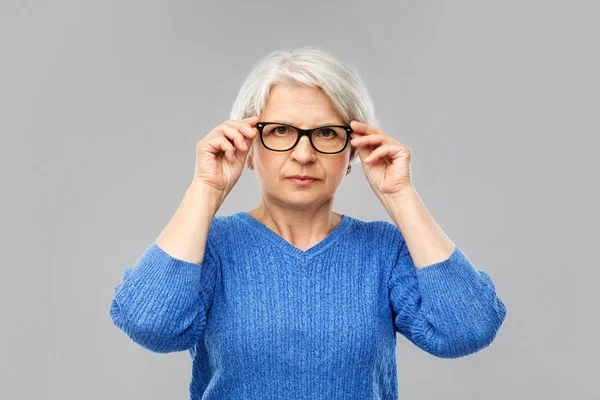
left=109, top=211, right=507, bottom=399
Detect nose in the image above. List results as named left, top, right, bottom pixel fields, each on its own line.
left=290, top=135, right=317, bottom=164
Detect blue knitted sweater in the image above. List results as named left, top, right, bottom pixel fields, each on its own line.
left=109, top=211, right=507, bottom=399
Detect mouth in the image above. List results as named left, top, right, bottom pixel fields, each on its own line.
left=286, top=176, right=319, bottom=185
left=286, top=175, right=319, bottom=181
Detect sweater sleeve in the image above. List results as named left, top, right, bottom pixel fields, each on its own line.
left=109, top=222, right=220, bottom=354
left=387, top=224, right=507, bottom=359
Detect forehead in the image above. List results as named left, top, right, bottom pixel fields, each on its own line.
left=261, top=83, right=343, bottom=127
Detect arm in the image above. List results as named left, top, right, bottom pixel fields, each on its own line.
left=381, top=188, right=507, bottom=358
left=155, top=180, right=223, bottom=264
left=388, top=233, right=507, bottom=358
left=109, top=181, right=223, bottom=353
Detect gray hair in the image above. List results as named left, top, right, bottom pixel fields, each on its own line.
left=229, top=45, right=379, bottom=166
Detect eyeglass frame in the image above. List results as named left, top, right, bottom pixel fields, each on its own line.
left=256, top=121, right=354, bottom=154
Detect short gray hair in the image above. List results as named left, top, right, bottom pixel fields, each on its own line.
left=229, top=46, right=379, bottom=166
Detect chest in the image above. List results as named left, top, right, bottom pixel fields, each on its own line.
left=202, top=247, right=395, bottom=369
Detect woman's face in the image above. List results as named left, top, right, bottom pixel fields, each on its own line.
left=249, top=83, right=357, bottom=209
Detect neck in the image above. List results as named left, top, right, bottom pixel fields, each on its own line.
left=248, top=200, right=342, bottom=250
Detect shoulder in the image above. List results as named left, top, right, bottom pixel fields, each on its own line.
left=346, top=215, right=404, bottom=241
left=207, top=212, right=241, bottom=231
left=345, top=215, right=406, bottom=254
left=345, top=215, right=406, bottom=279
left=205, top=212, right=247, bottom=251
left=203, top=214, right=233, bottom=257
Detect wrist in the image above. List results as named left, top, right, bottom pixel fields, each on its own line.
left=379, top=184, right=417, bottom=203
left=188, top=179, right=224, bottom=213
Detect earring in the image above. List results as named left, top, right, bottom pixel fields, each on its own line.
left=247, top=164, right=253, bottom=170
left=346, top=165, right=351, bottom=174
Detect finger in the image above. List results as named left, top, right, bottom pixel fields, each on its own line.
left=350, top=120, right=385, bottom=135
left=207, top=135, right=236, bottom=163
left=243, top=115, right=260, bottom=125
left=351, top=133, right=387, bottom=162
left=221, top=124, right=249, bottom=151
left=241, top=116, right=260, bottom=131
left=364, top=143, right=402, bottom=164
left=225, top=119, right=259, bottom=140
left=219, top=136, right=237, bottom=163
left=350, top=133, right=388, bottom=147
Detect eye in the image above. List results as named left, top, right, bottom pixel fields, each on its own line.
left=275, top=126, right=290, bottom=135
left=315, top=128, right=340, bottom=139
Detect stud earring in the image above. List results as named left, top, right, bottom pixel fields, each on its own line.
left=346, top=165, right=351, bottom=174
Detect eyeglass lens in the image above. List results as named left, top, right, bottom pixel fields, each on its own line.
left=261, top=124, right=347, bottom=153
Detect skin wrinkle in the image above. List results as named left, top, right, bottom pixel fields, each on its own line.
left=245, top=83, right=358, bottom=252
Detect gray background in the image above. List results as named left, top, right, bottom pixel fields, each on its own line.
left=3, top=0, right=598, bottom=399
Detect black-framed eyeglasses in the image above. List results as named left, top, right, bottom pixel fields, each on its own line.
left=256, top=121, right=353, bottom=154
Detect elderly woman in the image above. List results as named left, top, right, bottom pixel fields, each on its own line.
left=109, top=47, right=507, bottom=399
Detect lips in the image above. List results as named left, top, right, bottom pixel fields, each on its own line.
left=287, top=176, right=318, bottom=180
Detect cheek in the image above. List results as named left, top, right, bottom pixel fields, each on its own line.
left=256, top=155, right=284, bottom=181
left=260, top=156, right=281, bottom=170
left=325, top=160, right=349, bottom=180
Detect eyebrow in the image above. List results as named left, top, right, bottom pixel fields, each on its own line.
left=269, top=119, right=344, bottom=127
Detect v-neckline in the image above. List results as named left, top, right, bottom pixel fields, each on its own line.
left=237, top=211, right=352, bottom=260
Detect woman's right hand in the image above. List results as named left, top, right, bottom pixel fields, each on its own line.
left=193, top=116, right=259, bottom=197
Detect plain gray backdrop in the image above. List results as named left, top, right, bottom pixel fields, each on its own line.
left=3, top=0, right=598, bottom=399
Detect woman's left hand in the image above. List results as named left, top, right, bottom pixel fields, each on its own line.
left=349, top=120, right=413, bottom=196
